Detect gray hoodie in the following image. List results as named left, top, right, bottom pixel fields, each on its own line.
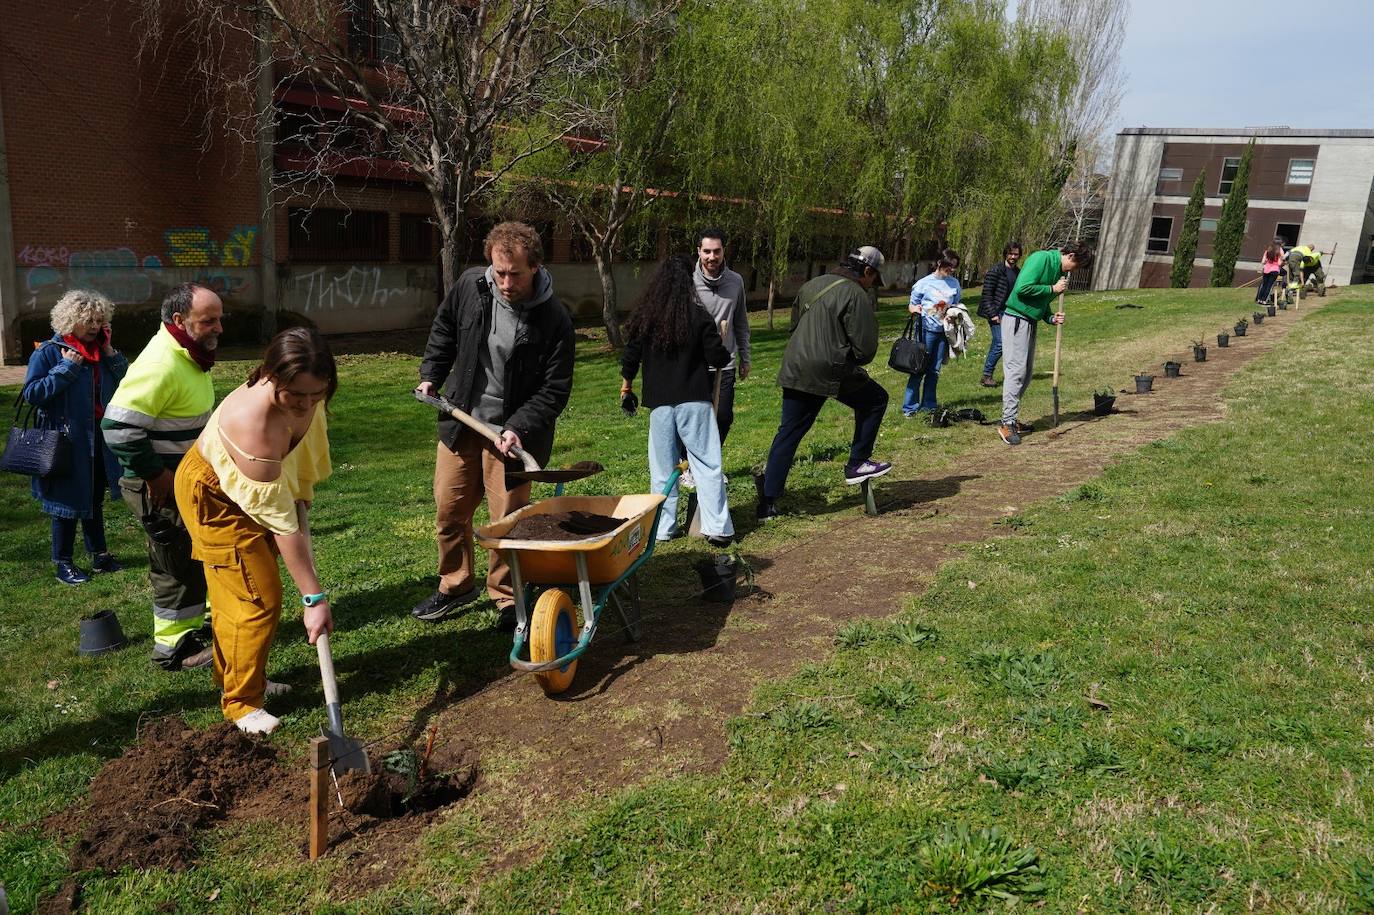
left=693, top=262, right=750, bottom=371
left=471, top=265, right=555, bottom=425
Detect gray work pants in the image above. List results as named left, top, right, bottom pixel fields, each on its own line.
left=1001, top=314, right=1038, bottom=425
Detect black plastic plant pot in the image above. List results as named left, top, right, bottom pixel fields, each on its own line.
left=1234, top=324, right=1247, bottom=337
left=1163, top=361, right=1182, bottom=378
left=1217, top=333, right=1230, bottom=347
left=1193, top=345, right=1207, bottom=362
left=695, top=556, right=737, bottom=603
left=1253, top=312, right=1264, bottom=325
left=79, top=609, right=129, bottom=656
left=1266, top=304, right=1277, bottom=317
left=1134, top=374, right=1154, bottom=394
left=1278, top=301, right=1288, bottom=310
left=1093, top=394, right=1116, bottom=416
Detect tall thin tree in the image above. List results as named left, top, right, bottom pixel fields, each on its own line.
left=1171, top=169, right=1207, bottom=288
left=1211, top=141, right=1254, bottom=287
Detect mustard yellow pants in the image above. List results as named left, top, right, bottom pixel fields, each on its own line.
left=175, top=446, right=285, bottom=722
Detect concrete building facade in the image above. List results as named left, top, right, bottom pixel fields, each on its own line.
left=1095, top=128, right=1374, bottom=292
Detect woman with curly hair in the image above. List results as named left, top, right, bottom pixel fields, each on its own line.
left=21, top=289, right=128, bottom=584
left=619, top=255, right=734, bottom=545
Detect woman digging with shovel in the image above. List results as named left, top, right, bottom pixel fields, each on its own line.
left=175, top=327, right=337, bottom=734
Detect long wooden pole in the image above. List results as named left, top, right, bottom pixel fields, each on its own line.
left=1051, top=289, right=1065, bottom=428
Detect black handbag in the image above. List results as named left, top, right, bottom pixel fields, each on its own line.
left=2, top=398, right=72, bottom=478
left=887, top=316, right=927, bottom=375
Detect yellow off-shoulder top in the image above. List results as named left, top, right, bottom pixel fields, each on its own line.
left=200, top=404, right=332, bottom=536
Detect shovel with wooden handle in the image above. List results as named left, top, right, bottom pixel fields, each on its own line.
left=297, top=503, right=370, bottom=776
left=412, top=391, right=603, bottom=484
left=688, top=319, right=730, bottom=537
left=1051, top=285, right=1066, bottom=428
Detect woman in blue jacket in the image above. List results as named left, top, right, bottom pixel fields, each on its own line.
left=21, top=289, right=128, bottom=584
left=902, top=249, right=962, bottom=416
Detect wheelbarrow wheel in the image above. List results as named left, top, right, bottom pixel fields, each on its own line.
left=530, top=589, right=581, bottom=695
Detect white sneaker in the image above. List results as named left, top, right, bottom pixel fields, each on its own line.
left=680, top=470, right=696, bottom=490
left=265, top=680, right=292, bottom=697
left=235, top=708, right=281, bottom=735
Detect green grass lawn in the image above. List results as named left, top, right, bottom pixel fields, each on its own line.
left=3, top=286, right=1371, bottom=911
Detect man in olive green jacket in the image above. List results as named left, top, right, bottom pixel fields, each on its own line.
left=757, top=246, right=892, bottom=519
left=997, top=241, right=1093, bottom=445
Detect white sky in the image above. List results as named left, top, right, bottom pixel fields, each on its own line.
left=1113, top=0, right=1371, bottom=133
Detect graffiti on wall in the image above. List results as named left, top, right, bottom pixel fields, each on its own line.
left=291, top=265, right=408, bottom=311
left=18, top=226, right=260, bottom=309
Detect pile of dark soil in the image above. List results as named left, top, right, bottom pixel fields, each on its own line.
left=506, top=510, right=623, bottom=541
left=63, top=717, right=285, bottom=872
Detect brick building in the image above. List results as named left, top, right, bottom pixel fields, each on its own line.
left=1095, top=127, right=1374, bottom=291
left=0, top=2, right=927, bottom=365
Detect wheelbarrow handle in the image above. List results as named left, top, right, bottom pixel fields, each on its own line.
left=413, top=390, right=541, bottom=473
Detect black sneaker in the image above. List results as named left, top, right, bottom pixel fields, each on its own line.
left=705, top=534, right=734, bottom=549
left=411, top=586, right=480, bottom=622
left=496, top=603, right=518, bottom=632
left=54, top=560, right=91, bottom=586
left=844, top=460, right=892, bottom=485
left=91, top=552, right=123, bottom=574
left=756, top=499, right=780, bottom=521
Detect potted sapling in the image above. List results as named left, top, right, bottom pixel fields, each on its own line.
left=1266, top=303, right=1277, bottom=317
left=1252, top=310, right=1265, bottom=325
left=1163, top=360, right=1182, bottom=378
left=1233, top=318, right=1248, bottom=337
left=1217, top=328, right=1230, bottom=347
left=1192, top=339, right=1207, bottom=362
left=1134, top=371, right=1155, bottom=394
left=1093, top=388, right=1117, bottom=416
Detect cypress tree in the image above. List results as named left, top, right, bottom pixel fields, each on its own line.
left=1210, top=140, right=1254, bottom=287
left=1170, top=169, right=1207, bottom=288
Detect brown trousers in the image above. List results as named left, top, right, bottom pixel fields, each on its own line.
left=435, top=433, right=529, bottom=605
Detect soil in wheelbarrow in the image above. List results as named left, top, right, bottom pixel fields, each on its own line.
left=505, top=509, right=624, bottom=541
left=41, top=715, right=478, bottom=898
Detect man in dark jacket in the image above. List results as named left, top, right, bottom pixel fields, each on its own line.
left=412, top=222, right=575, bottom=623
left=756, top=246, right=891, bottom=520
left=977, top=242, right=1021, bottom=387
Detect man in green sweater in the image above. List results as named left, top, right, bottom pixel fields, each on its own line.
left=997, top=241, right=1093, bottom=445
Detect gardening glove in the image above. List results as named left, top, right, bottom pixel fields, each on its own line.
left=620, top=390, right=638, bottom=417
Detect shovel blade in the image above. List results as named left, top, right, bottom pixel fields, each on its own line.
left=322, top=727, right=372, bottom=775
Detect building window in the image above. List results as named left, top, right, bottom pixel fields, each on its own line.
left=1199, top=218, right=1218, bottom=232
left=1147, top=216, right=1173, bottom=254
left=348, top=0, right=402, bottom=65
left=1274, top=222, right=1301, bottom=247
left=1217, top=157, right=1241, bottom=195
left=399, top=213, right=437, bottom=263
left=1158, top=167, right=1183, bottom=182
left=288, top=208, right=390, bottom=262
left=1287, top=159, right=1315, bottom=185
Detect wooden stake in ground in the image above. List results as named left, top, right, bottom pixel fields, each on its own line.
left=309, top=736, right=329, bottom=860
left=1051, top=288, right=1066, bottom=427
left=688, top=319, right=730, bottom=537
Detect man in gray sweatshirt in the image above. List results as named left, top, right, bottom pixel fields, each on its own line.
left=693, top=227, right=751, bottom=444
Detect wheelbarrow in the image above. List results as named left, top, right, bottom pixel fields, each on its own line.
left=475, top=470, right=681, bottom=695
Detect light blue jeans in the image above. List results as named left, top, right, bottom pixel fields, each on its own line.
left=649, top=402, right=733, bottom=540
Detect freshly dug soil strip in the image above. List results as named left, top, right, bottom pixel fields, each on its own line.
left=66, top=717, right=283, bottom=872
left=506, top=510, right=623, bottom=541
left=53, top=716, right=479, bottom=879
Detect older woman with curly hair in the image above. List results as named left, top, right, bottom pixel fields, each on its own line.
left=21, top=289, right=128, bottom=584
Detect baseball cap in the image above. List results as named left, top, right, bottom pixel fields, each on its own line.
left=851, top=245, right=885, bottom=285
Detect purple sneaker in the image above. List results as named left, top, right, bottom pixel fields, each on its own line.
left=844, top=459, right=892, bottom=485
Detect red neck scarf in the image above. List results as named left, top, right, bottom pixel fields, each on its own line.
left=163, top=321, right=216, bottom=372
left=62, top=334, right=104, bottom=418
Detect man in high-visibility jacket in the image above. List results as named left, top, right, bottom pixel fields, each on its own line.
left=102, top=283, right=223, bottom=670
left=1286, top=244, right=1327, bottom=300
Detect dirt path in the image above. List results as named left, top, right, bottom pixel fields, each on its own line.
left=297, top=301, right=1327, bottom=894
